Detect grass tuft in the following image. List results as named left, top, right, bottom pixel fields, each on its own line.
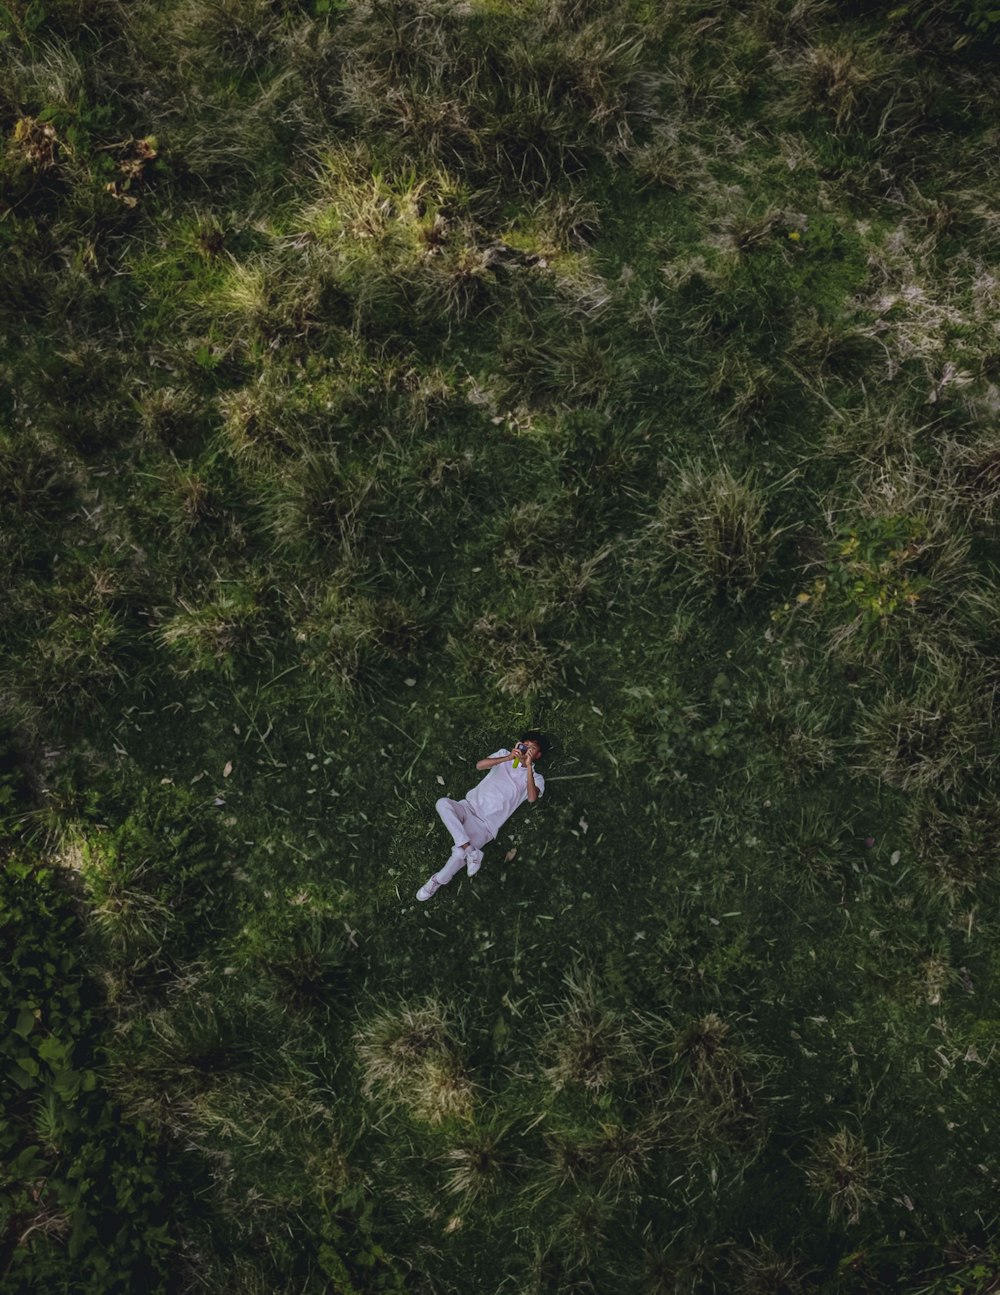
left=354, top=997, right=478, bottom=1125
left=634, top=461, right=790, bottom=603
left=803, top=1126, right=889, bottom=1225
left=538, top=967, right=643, bottom=1096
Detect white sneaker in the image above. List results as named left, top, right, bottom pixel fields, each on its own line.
left=417, top=876, right=441, bottom=901
left=465, top=848, right=484, bottom=876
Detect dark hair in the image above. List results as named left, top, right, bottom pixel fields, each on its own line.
left=518, top=730, right=549, bottom=760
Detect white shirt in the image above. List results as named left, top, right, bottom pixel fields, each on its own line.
left=464, top=748, right=545, bottom=842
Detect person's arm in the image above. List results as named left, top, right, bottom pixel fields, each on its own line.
left=526, top=764, right=539, bottom=804
left=476, top=751, right=514, bottom=771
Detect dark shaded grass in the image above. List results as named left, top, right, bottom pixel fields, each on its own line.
left=4, top=0, right=1000, bottom=1289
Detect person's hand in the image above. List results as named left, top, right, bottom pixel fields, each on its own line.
left=523, top=747, right=534, bottom=772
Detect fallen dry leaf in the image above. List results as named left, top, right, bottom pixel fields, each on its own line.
left=223, top=760, right=233, bottom=777
left=505, top=848, right=517, bottom=862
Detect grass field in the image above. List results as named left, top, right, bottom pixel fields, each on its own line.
left=3, top=0, right=1000, bottom=1290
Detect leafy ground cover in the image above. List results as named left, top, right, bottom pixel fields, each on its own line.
left=3, top=0, right=1000, bottom=1290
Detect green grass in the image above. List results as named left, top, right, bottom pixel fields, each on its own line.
left=3, top=0, right=1000, bottom=1290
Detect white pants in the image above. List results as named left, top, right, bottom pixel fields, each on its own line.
left=433, top=797, right=491, bottom=885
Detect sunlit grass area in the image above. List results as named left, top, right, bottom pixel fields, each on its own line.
left=3, top=0, right=1000, bottom=1290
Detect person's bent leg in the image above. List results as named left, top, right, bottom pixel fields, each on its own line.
left=435, top=797, right=472, bottom=849
left=433, top=845, right=469, bottom=886
left=462, top=816, right=491, bottom=876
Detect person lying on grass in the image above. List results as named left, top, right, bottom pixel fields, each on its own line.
left=416, top=731, right=548, bottom=901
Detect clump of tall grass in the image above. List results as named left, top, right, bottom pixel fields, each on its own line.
left=0, top=425, right=82, bottom=530
left=292, top=141, right=512, bottom=335
left=937, top=425, right=1000, bottom=529
left=15, top=598, right=131, bottom=724
left=744, top=682, right=839, bottom=786
left=537, top=968, right=644, bottom=1097
left=133, top=384, right=203, bottom=449
left=803, top=1127, right=889, bottom=1225
left=137, top=458, right=220, bottom=544
left=529, top=189, right=601, bottom=253
left=707, top=350, right=777, bottom=436
left=254, top=912, right=351, bottom=1017
left=904, top=789, right=1000, bottom=904
left=256, top=446, right=380, bottom=558
left=439, top=1111, right=518, bottom=1204
left=726, top=1238, right=810, bottom=1295
left=779, top=38, right=904, bottom=133
left=396, top=439, right=475, bottom=503
left=81, top=845, right=173, bottom=967
left=155, top=579, right=273, bottom=677
left=496, top=498, right=576, bottom=573
left=214, top=345, right=388, bottom=469
left=542, top=1188, right=617, bottom=1275
left=849, top=654, right=994, bottom=794
left=0, top=36, right=88, bottom=126
left=527, top=1106, right=666, bottom=1211
left=165, top=0, right=292, bottom=77
left=285, top=578, right=423, bottom=694
left=672, top=1013, right=758, bottom=1136
left=215, top=373, right=302, bottom=469
left=846, top=213, right=1000, bottom=393
left=768, top=802, right=853, bottom=891
left=533, top=1120, right=603, bottom=1198
left=354, top=997, right=478, bottom=1126
left=786, top=306, right=878, bottom=380
left=445, top=609, right=562, bottom=699
left=631, top=461, right=790, bottom=604
left=537, top=542, right=618, bottom=632
left=492, top=322, right=616, bottom=412
left=332, top=0, right=656, bottom=196
left=108, top=996, right=264, bottom=1131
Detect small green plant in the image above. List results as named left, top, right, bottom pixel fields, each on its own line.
left=810, top=513, right=929, bottom=622
left=1, top=856, right=178, bottom=1291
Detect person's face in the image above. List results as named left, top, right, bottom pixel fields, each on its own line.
left=516, top=739, right=542, bottom=763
